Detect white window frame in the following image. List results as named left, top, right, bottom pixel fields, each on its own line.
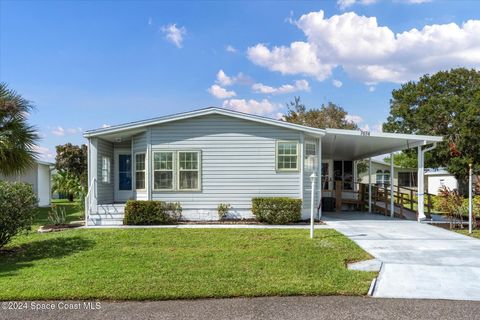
left=305, top=141, right=317, bottom=172
left=101, top=156, right=111, bottom=184
left=152, top=151, right=175, bottom=191
left=134, top=152, right=146, bottom=191
left=177, top=150, right=202, bottom=191
left=276, top=140, right=300, bottom=172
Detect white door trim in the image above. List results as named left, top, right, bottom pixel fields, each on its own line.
left=114, top=148, right=133, bottom=202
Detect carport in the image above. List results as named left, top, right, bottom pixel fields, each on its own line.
left=319, top=128, right=443, bottom=221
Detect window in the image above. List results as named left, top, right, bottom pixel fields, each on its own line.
left=321, top=162, right=329, bottom=190
left=333, top=160, right=353, bottom=190
left=376, top=170, right=383, bottom=186
left=277, top=141, right=299, bottom=171
left=178, top=151, right=200, bottom=190
left=384, top=170, right=391, bottom=187
left=135, top=153, right=146, bottom=190
left=398, top=172, right=417, bottom=187
left=305, top=142, right=317, bottom=171
left=153, top=152, right=174, bottom=190
left=101, top=156, right=111, bottom=183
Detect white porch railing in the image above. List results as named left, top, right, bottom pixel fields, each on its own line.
left=84, top=177, right=97, bottom=226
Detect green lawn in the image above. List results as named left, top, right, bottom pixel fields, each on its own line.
left=0, top=225, right=375, bottom=300
left=35, top=199, right=84, bottom=228
left=456, top=229, right=480, bottom=239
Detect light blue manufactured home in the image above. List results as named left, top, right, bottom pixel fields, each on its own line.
left=83, top=107, right=442, bottom=226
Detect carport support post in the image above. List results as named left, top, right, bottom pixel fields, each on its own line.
left=417, top=146, right=426, bottom=221
left=390, top=153, right=394, bottom=218
left=368, top=158, right=372, bottom=213
left=469, top=163, right=473, bottom=234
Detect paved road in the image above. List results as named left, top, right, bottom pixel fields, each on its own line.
left=1, top=296, right=479, bottom=320
left=324, top=212, right=480, bottom=300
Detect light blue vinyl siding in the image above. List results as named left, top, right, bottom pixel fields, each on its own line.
left=148, top=114, right=302, bottom=218
left=96, top=138, right=114, bottom=203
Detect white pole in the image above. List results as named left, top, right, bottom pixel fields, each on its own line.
left=318, top=139, right=322, bottom=219
left=417, top=146, right=426, bottom=221
left=469, top=163, right=473, bottom=234
left=390, top=152, right=394, bottom=218
left=368, top=158, right=372, bottom=213
left=310, top=172, right=317, bottom=239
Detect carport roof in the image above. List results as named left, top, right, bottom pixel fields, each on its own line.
left=322, top=128, right=442, bottom=160
left=83, top=107, right=442, bottom=159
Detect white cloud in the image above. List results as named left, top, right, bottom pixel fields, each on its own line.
left=52, top=126, right=65, bottom=136
left=222, top=98, right=281, bottom=116
left=247, top=42, right=333, bottom=81
left=337, top=0, right=378, bottom=10
left=345, top=114, right=364, bottom=124
left=247, top=10, right=480, bottom=84
left=148, top=17, right=153, bottom=26
left=404, top=0, right=431, bottom=3
left=208, top=84, right=237, bottom=99
left=215, top=70, right=252, bottom=86
left=33, top=145, right=55, bottom=160
left=368, top=86, right=376, bottom=92
left=216, top=70, right=233, bottom=86
left=226, top=45, right=237, bottom=53
left=161, top=23, right=186, bottom=48
left=332, top=79, right=343, bottom=88
left=252, top=79, right=310, bottom=94
left=360, top=121, right=383, bottom=133
left=51, top=126, right=83, bottom=136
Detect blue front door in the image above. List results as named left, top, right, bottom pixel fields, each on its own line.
left=119, top=154, right=132, bottom=190
left=115, top=151, right=133, bottom=202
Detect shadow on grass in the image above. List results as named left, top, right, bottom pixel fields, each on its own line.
left=0, top=236, right=94, bottom=277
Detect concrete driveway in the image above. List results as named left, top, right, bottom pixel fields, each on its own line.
left=324, top=212, right=480, bottom=301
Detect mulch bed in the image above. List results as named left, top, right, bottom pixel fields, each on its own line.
left=37, top=223, right=83, bottom=233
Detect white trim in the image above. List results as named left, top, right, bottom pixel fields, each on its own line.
left=152, top=150, right=175, bottom=191
left=134, top=152, right=146, bottom=191
left=84, top=107, right=326, bottom=138
left=177, top=150, right=202, bottom=192
left=114, top=149, right=133, bottom=202
left=101, top=156, right=111, bottom=184
left=325, top=128, right=443, bottom=142
left=276, top=140, right=300, bottom=172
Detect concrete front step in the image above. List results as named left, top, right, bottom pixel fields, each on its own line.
left=87, top=217, right=124, bottom=226
left=97, top=204, right=126, bottom=214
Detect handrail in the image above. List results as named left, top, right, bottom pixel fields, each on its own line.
left=84, top=177, right=97, bottom=226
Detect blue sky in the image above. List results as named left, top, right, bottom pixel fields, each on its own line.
left=1, top=0, right=479, bottom=161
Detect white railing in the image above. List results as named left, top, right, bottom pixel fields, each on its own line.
left=84, top=177, right=97, bottom=226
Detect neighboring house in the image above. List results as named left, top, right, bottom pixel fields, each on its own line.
left=359, top=159, right=418, bottom=189
left=425, top=169, right=458, bottom=195
left=0, top=160, right=53, bottom=207
left=83, top=107, right=442, bottom=226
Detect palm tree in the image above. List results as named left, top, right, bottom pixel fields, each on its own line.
left=0, top=83, right=39, bottom=175
left=52, top=170, right=82, bottom=202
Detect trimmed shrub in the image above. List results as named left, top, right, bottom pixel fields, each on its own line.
left=123, top=200, right=182, bottom=225
left=252, top=197, right=302, bottom=224
left=0, top=181, right=38, bottom=249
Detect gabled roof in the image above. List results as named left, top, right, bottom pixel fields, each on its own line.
left=83, top=107, right=326, bottom=138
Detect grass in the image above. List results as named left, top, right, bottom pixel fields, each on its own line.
left=35, top=199, right=83, bottom=228
left=456, top=229, right=480, bottom=239
left=0, top=226, right=375, bottom=300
